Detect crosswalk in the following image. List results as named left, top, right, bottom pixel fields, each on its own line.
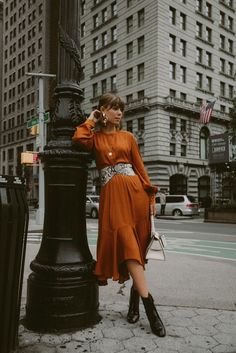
left=27, top=228, right=236, bottom=261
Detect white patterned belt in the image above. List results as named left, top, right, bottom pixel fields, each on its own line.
left=100, top=163, right=135, bottom=186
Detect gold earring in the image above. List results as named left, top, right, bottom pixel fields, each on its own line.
left=102, top=113, right=107, bottom=126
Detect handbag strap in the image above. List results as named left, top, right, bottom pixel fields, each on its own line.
left=150, top=215, right=155, bottom=233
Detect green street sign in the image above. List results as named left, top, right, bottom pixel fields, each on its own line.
left=26, top=112, right=50, bottom=129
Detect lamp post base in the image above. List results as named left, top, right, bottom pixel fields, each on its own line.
left=25, top=271, right=101, bottom=332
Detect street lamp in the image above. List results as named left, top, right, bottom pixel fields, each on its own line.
left=26, top=72, right=56, bottom=225
left=25, top=0, right=100, bottom=331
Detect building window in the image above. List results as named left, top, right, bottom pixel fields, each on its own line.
left=228, top=16, right=234, bottom=31
left=111, top=51, right=117, bottom=66
left=196, top=47, right=203, bottom=63
left=181, top=119, right=187, bottom=132
left=169, top=7, right=176, bottom=25
left=81, top=23, right=85, bottom=37
left=180, top=66, right=186, bottom=83
left=169, top=34, right=176, bottom=52
left=180, top=92, right=187, bottom=101
left=111, top=2, right=117, bottom=17
left=220, top=58, right=225, bottom=73
left=196, top=22, right=202, bottom=37
left=196, top=72, right=203, bottom=88
left=228, top=39, right=233, bottom=54
left=220, top=81, right=225, bottom=96
left=127, top=16, right=133, bottom=33
left=93, top=14, right=99, bottom=28
left=127, top=42, right=133, bottom=59
left=170, top=116, right=176, bottom=130
left=180, top=13, right=186, bottom=30
left=111, top=75, right=117, bottom=91
left=137, top=63, right=144, bottom=81
left=81, top=1, right=85, bottom=16
left=206, top=51, right=212, bottom=67
left=220, top=35, right=225, bottom=50
left=138, top=90, right=145, bottom=99
left=101, top=79, right=107, bottom=94
left=170, top=143, right=176, bottom=156
left=137, top=36, right=144, bottom=54
left=181, top=144, right=187, bottom=157
left=101, top=55, right=107, bottom=70
left=205, top=2, right=212, bottom=17
left=102, top=32, right=108, bottom=46
left=206, top=27, right=212, bottom=43
left=180, top=39, right=186, bottom=56
left=102, top=8, right=108, bottom=22
left=220, top=11, right=225, bottom=26
left=228, top=62, right=234, bottom=76
left=196, top=0, right=202, bottom=12
left=127, top=120, right=133, bottom=132
left=199, top=127, right=209, bottom=159
left=111, top=26, right=117, bottom=41
left=126, top=94, right=133, bottom=103
left=127, top=68, right=133, bottom=85
left=93, top=83, right=98, bottom=97
left=127, top=0, right=133, bottom=7
left=138, top=9, right=145, bottom=27
left=93, top=60, right=98, bottom=74
left=138, top=117, right=144, bottom=132
left=169, top=62, right=176, bottom=79
left=169, top=89, right=176, bottom=97
left=229, top=85, right=234, bottom=99
left=206, top=76, right=212, bottom=92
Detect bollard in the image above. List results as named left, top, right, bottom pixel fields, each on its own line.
left=0, top=175, right=29, bottom=353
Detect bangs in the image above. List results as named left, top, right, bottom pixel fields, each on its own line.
left=98, top=94, right=125, bottom=112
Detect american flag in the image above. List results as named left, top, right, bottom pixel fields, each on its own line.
left=200, top=100, right=216, bottom=124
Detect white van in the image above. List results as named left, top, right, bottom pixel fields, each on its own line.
left=156, top=195, right=200, bottom=216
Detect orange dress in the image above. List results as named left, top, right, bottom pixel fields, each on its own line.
left=72, top=119, right=157, bottom=285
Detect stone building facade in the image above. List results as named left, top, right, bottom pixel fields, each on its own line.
left=80, top=0, right=235, bottom=203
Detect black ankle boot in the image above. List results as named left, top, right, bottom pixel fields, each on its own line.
left=127, top=286, right=140, bottom=323
left=142, top=293, right=166, bottom=337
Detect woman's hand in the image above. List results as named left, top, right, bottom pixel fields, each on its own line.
left=150, top=203, right=157, bottom=217
left=88, top=110, right=102, bottom=123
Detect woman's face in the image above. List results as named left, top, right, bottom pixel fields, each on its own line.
left=102, top=106, right=123, bottom=126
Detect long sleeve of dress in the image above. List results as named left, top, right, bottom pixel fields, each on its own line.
left=130, top=134, right=157, bottom=203
left=72, top=119, right=96, bottom=151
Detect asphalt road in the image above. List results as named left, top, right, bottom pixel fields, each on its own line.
left=25, top=216, right=236, bottom=311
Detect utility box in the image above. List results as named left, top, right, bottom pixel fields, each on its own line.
left=0, top=175, right=29, bottom=353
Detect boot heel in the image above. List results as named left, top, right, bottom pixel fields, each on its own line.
left=127, top=286, right=140, bottom=324
left=142, top=293, right=166, bottom=337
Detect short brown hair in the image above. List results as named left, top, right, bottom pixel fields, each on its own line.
left=98, top=93, right=125, bottom=112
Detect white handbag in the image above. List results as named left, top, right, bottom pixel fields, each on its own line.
left=145, top=215, right=167, bottom=261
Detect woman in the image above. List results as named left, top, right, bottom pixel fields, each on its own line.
left=72, top=93, right=166, bottom=337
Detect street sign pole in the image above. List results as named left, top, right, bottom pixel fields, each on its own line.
left=26, top=72, right=56, bottom=225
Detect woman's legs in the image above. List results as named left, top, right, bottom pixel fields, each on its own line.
left=126, top=260, right=149, bottom=297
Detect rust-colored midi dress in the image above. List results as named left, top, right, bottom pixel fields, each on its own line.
left=73, top=119, right=157, bottom=285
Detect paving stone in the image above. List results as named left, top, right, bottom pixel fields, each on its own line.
left=188, top=325, right=218, bottom=336
left=123, top=336, right=156, bottom=351
left=213, top=333, right=236, bottom=346
left=173, top=308, right=197, bottom=318
left=41, top=334, right=71, bottom=345
left=72, top=327, right=103, bottom=342
left=90, top=338, right=124, bottom=352
left=147, top=350, right=179, bottom=353
left=18, top=332, right=41, bottom=347
left=132, top=325, right=154, bottom=337
left=167, top=325, right=191, bottom=338
left=215, top=322, right=236, bottom=335
left=106, top=302, right=128, bottom=312
left=195, top=308, right=222, bottom=316
left=191, top=315, right=219, bottom=327
left=18, top=343, right=57, bottom=353
left=218, top=312, right=236, bottom=324
left=102, top=327, right=133, bottom=339
left=55, top=340, right=90, bottom=353
left=211, top=344, right=236, bottom=353
left=158, top=306, right=176, bottom=312
left=185, top=334, right=218, bottom=349
left=153, top=336, right=187, bottom=351
left=166, top=316, right=194, bottom=328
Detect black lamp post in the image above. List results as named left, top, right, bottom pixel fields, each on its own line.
left=25, top=0, right=100, bottom=331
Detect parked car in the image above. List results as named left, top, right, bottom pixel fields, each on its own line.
left=86, top=195, right=100, bottom=218
left=156, top=195, right=200, bottom=216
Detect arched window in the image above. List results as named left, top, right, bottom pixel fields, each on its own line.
left=199, top=127, right=210, bottom=159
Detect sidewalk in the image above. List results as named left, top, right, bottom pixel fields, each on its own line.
left=18, top=214, right=236, bottom=353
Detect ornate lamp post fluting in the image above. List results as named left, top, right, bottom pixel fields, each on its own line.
left=25, top=0, right=100, bottom=331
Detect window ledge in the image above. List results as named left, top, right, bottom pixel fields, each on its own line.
left=196, top=87, right=215, bottom=96
left=219, top=23, right=235, bottom=35
left=219, top=0, right=235, bottom=12
left=219, top=71, right=235, bottom=79
left=195, top=62, right=214, bottom=71
left=195, top=10, right=214, bottom=23
left=90, top=40, right=117, bottom=56
left=219, top=48, right=235, bottom=57
left=91, top=64, right=118, bottom=78
left=195, top=36, right=214, bottom=47
left=91, top=15, right=118, bottom=34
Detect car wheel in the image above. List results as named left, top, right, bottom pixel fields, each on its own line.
left=173, top=209, right=182, bottom=216
left=91, top=208, right=98, bottom=219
